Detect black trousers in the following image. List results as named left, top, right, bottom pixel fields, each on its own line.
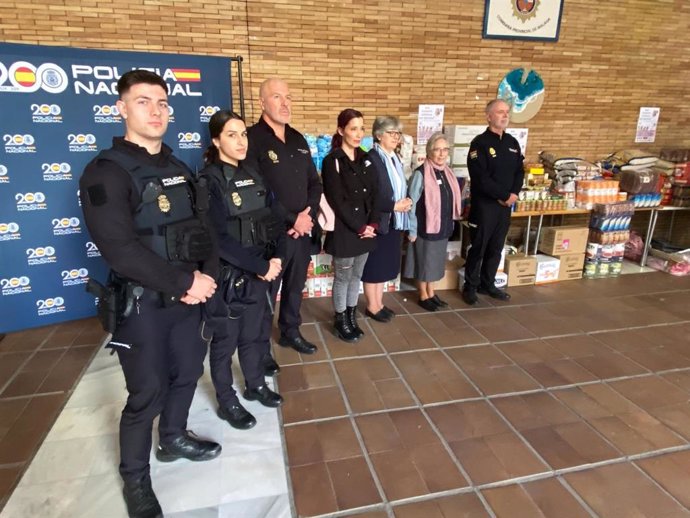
left=259, top=234, right=311, bottom=352
left=208, top=274, right=268, bottom=409
left=111, top=291, right=206, bottom=483
left=463, top=203, right=511, bottom=290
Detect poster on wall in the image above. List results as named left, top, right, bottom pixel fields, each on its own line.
left=483, top=0, right=565, bottom=42
left=0, top=42, right=232, bottom=334
left=417, top=104, right=444, bottom=145
left=634, top=107, right=660, bottom=143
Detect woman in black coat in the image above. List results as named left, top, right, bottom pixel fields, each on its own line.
left=321, top=109, right=379, bottom=342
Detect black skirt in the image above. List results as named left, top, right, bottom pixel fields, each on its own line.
left=361, top=229, right=403, bottom=283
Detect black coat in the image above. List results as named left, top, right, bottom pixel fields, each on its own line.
left=322, top=148, right=380, bottom=258
left=365, top=148, right=396, bottom=234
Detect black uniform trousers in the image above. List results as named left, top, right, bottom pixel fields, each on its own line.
left=111, top=290, right=206, bottom=483
left=208, top=275, right=267, bottom=408
left=464, top=203, right=511, bottom=290
left=259, top=234, right=312, bottom=352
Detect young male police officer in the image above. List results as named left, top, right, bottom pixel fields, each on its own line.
left=80, top=70, right=221, bottom=518
left=463, top=99, right=524, bottom=305
left=246, top=78, right=323, bottom=366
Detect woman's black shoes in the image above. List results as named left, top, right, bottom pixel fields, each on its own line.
left=346, top=306, right=364, bottom=338
left=334, top=311, right=359, bottom=342
left=418, top=298, right=438, bottom=312
left=430, top=295, right=449, bottom=308
left=365, top=308, right=392, bottom=322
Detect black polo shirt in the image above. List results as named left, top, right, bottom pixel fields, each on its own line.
left=467, top=127, right=524, bottom=206
left=246, top=116, right=322, bottom=226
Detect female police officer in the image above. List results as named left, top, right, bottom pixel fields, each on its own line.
left=201, top=110, right=286, bottom=429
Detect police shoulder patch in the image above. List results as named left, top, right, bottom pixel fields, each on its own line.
left=469, top=150, right=478, bottom=160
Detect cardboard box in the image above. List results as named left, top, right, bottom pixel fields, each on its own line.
left=538, top=226, right=589, bottom=255
left=557, top=253, right=585, bottom=281
left=435, top=256, right=465, bottom=290
left=534, top=254, right=561, bottom=284
left=504, top=254, right=537, bottom=287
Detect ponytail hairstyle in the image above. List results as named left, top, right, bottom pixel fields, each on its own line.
left=203, top=109, right=244, bottom=164
left=330, top=108, right=364, bottom=151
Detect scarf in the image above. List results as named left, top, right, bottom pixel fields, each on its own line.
left=423, top=158, right=463, bottom=234
left=374, top=143, right=408, bottom=230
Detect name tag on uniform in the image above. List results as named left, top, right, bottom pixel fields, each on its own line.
left=234, top=179, right=255, bottom=188
left=161, top=176, right=186, bottom=186
left=509, top=147, right=519, bottom=153
left=298, top=148, right=309, bottom=154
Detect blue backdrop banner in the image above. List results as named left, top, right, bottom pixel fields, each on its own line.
left=0, top=43, right=232, bottom=333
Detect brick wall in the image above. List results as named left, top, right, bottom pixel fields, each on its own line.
left=3, top=0, right=689, bottom=244
left=2, top=0, right=689, bottom=161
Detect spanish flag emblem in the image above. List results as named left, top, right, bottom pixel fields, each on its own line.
left=14, top=67, right=36, bottom=87
left=171, top=69, right=201, bottom=82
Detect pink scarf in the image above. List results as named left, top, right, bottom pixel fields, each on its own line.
left=423, top=158, right=463, bottom=234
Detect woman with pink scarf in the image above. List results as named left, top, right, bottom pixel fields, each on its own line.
left=403, top=132, right=463, bottom=311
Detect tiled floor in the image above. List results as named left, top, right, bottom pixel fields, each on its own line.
left=2, top=270, right=690, bottom=517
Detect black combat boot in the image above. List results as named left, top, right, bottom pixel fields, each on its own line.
left=123, top=474, right=163, bottom=518
left=346, top=306, right=364, bottom=339
left=334, top=311, right=359, bottom=342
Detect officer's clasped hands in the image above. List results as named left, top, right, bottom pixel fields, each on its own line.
left=184, top=270, right=217, bottom=304
left=258, top=257, right=282, bottom=282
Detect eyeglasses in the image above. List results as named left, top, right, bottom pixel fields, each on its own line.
left=432, top=147, right=450, bottom=153
left=384, top=131, right=402, bottom=139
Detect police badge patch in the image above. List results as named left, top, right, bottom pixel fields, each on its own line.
left=157, top=194, right=171, bottom=213
left=231, top=192, right=242, bottom=207
left=268, top=150, right=279, bottom=163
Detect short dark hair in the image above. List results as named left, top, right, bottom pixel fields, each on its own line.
left=116, top=70, right=167, bottom=98
left=204, top=109, right=245, bottom=164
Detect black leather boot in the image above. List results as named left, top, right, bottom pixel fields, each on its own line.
left=334, top=311, right=359, bottom=343
left=123, top=474, right=163, bottom=518
left=346, top=306, right=364, bottom=339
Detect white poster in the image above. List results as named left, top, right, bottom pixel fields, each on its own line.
left=417, top=104, right=444, bottom=145
left=635, top=107, right=660, bottom=143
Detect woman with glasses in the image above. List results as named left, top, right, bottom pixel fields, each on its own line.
left=403, top=132, right=463, bottom=311
left=361, top=116, right=413, bottom=322
left=322, top=109, right=379, bottom=342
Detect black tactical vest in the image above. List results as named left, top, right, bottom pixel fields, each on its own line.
left=203, top=162, right=281, bottom=247
left=96, top=148, right=213, bottom=264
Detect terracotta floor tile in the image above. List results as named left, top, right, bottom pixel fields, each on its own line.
left=544, top=334, right=613, bottom=359
left=0, top=465, right=23, bottom=508
left=471, top=322, right=537, bottom=343
left=392, top=351, right=479, bottom=404
left=648, top=403, right=690, bottom=441
left=369, top=443, right=466, bottom=501
left=19, top=348, right=67, bottom=372
left=446, top=345, right=512, bottom=369
left=0, top=399, right=29, bottom=442
left=497, top=339, right=567, bottom=364
left=0, top=326, right=53, bottom=353
left=0, top=352, right=31, bottom=388
left=370, top=316, right=436, bottom=353
left=637, top=450, right=690, bottom=509
left=355, top=413, right=404, bottom=453
left=482, top=478, right=591, bottom=518
left=325, top=327, right=386, bottom=359
left=340, top=511, right=388, bottom=518
left=661, top=370, right=690, bottom=393
left=521, top=422, right=620, bottom=469
left=461, top=365, right=541, bottom=396
left=284, top=418, right=362, bottom=467
left=290, top=462, right=338, bottom=517
left=521, top=359, right=599, bottom=388
left=459, top=308, right=521, bottom=329
left=415, top=312, right=488, bottom=347
left=0, top=393, right=67, bottom=464
left=334, top=357, right=416, bottom=413
left=492, top=393, right=581, bottom=431
left=609, top=376, right=689, bottom=411
left=393, top=492, right=490, bottom=518
left=574, top=351, right=648, bottom=380
left=328, top=456, right=382, bottom=510
left=564, top=462, right=690, bottom=517
left=1, top=371, right=47, bottom=398
left=427, top=401, right=511, bottom=443
left=588, top=412, right=685, bottom=455
left=37, top=346, right=96, bottom=393
left=554, top=384, right=641, bottom=418
left=278, top=363, right=337, bottom=393
left=448, top=432, right=549, bottom=485
left=280, top=386, right=348, bottom=424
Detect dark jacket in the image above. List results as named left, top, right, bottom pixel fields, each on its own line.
left=322, top=148, right=380, bottom=258
left=365, top=148, right=395, bottom=234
